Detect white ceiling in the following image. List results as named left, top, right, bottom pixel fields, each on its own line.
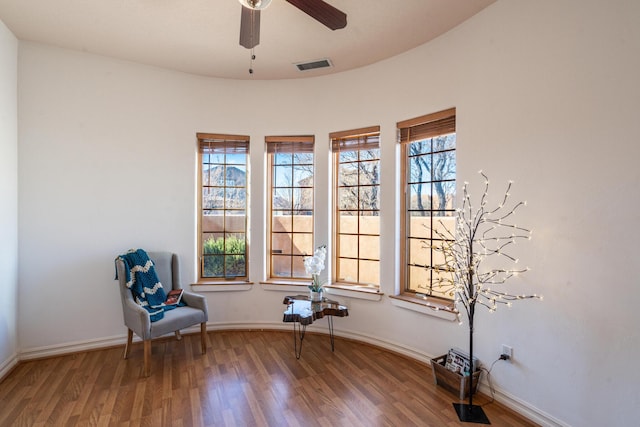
left=0, top=0, right=496, bottom=80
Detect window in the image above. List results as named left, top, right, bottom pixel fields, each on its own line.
left=398, top=108, right=456, bottom=299
left=266, top=136, right=315, bottom=281
left=330, top=126, right=381, bottom=288
left=197, top=133, right=249, bottom=281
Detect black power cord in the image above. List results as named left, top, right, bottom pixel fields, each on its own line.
left=479, top=355, right=510, bottom=406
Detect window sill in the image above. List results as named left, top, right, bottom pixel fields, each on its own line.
left=389, top=294, right=459, bottom=321
left=191, top=281, right=254, bottom=292
left=324, top=284, right=383, bottom=301
left=260, top=280, right=309, bottom=293
left=260, top=281, right=383, bottom=301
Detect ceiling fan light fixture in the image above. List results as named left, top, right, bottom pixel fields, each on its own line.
left=238, top=0, right=272, bottom=10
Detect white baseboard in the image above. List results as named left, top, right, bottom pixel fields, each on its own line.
left=478, top=383, right=570, bottom=427
left=334, top=326, right=436, bottom=364
left=15, top=322, right=564, bottom=427
left=204, top=320, right=436, bottom=364
left=19, top=334, right=127, bottom=360
left=17, top=322, right=265, bottom=360
left=0, top=353, right=19, bottom=382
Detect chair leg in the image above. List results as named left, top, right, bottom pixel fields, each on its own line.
left=123, top=329, right=133, bottom=359
left=175, top=330, right=182, bottom=340
left=143, top=340, right=151, bottom=377
left=201, top=322, right=207, bottom=354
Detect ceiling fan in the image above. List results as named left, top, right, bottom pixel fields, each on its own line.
left=238, top=0, right=347, bottom=49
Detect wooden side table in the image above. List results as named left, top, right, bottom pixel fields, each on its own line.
left=282, top=295, right=349, bottom=359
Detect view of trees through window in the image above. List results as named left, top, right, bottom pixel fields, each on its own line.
left=400, top=109, right=456, bottom=299
left=332, top=129, right=381, bottom=288
left=198, top=114, right=454, bottom=299
left=268, top=138, right=315, bottom=280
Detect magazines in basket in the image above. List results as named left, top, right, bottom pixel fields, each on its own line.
left=445, top=347, right=479, bottom=374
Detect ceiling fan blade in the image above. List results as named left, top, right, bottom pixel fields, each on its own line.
left=285, top=0, right=347, bottom=30
left=239, top=6, right=260, bottom=49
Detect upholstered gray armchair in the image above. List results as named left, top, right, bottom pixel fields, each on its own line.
left=115, top=251, right=208, bottom=376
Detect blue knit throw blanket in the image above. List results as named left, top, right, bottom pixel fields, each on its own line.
left=116, top=249, right=177, bottom=322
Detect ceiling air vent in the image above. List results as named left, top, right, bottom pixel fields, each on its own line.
left=295, top=58, right=333, bottom=72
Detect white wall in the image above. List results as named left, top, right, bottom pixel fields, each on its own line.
left=15, top=0, right=640, bottom=426
left=0, top=19, right=19, bottom=377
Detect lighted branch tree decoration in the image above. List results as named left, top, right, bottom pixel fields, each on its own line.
left=429, top=171, right=542, bottom=424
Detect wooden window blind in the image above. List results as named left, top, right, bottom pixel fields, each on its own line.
left=397, top=108, right=456, bottom=144
left=330, top=126, right=381, bottom=152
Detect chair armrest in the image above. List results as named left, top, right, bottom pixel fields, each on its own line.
left=122, top=298, right=152, bottom=339
left=182, top=291, right=209, bottom=321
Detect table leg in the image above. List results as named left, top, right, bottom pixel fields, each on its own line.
left=293, top=320, right=306, bottom=359
left=328, top=315, right=335, bottom=352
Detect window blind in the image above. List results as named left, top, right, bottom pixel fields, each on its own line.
left=397, top=108, right=456, bottom=144
left=265, top=135, right=314, bottom=153
left=330, top=126, right=380, bottom=152
left=197, top=133, right=250, bottom=154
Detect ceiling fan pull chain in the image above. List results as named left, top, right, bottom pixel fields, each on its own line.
left=249, top=48, right=256, bottom=75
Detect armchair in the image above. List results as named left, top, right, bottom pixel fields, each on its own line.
left=115, top=251, right=208, bottom=376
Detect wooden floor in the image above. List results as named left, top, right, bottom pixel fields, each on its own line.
left=0, top=330, right=538, bottom=427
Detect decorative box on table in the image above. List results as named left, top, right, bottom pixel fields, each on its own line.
left=431, top=354, right=481, bottom=400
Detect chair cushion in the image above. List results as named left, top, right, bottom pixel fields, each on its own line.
left=149, top=306, right=206, bottom=339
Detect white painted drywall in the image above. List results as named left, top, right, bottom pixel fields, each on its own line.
left=0, top=19, right=18, bottom=373
left=14, top=1, right=640, bottom=425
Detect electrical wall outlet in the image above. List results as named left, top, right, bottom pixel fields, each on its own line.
left=502, top=344, right=513, bottom=360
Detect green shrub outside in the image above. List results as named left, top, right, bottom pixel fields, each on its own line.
left=203, top=236, right=246, bottom=277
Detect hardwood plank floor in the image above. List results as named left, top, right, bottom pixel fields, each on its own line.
left=0, top=330, right=538, bottom=426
